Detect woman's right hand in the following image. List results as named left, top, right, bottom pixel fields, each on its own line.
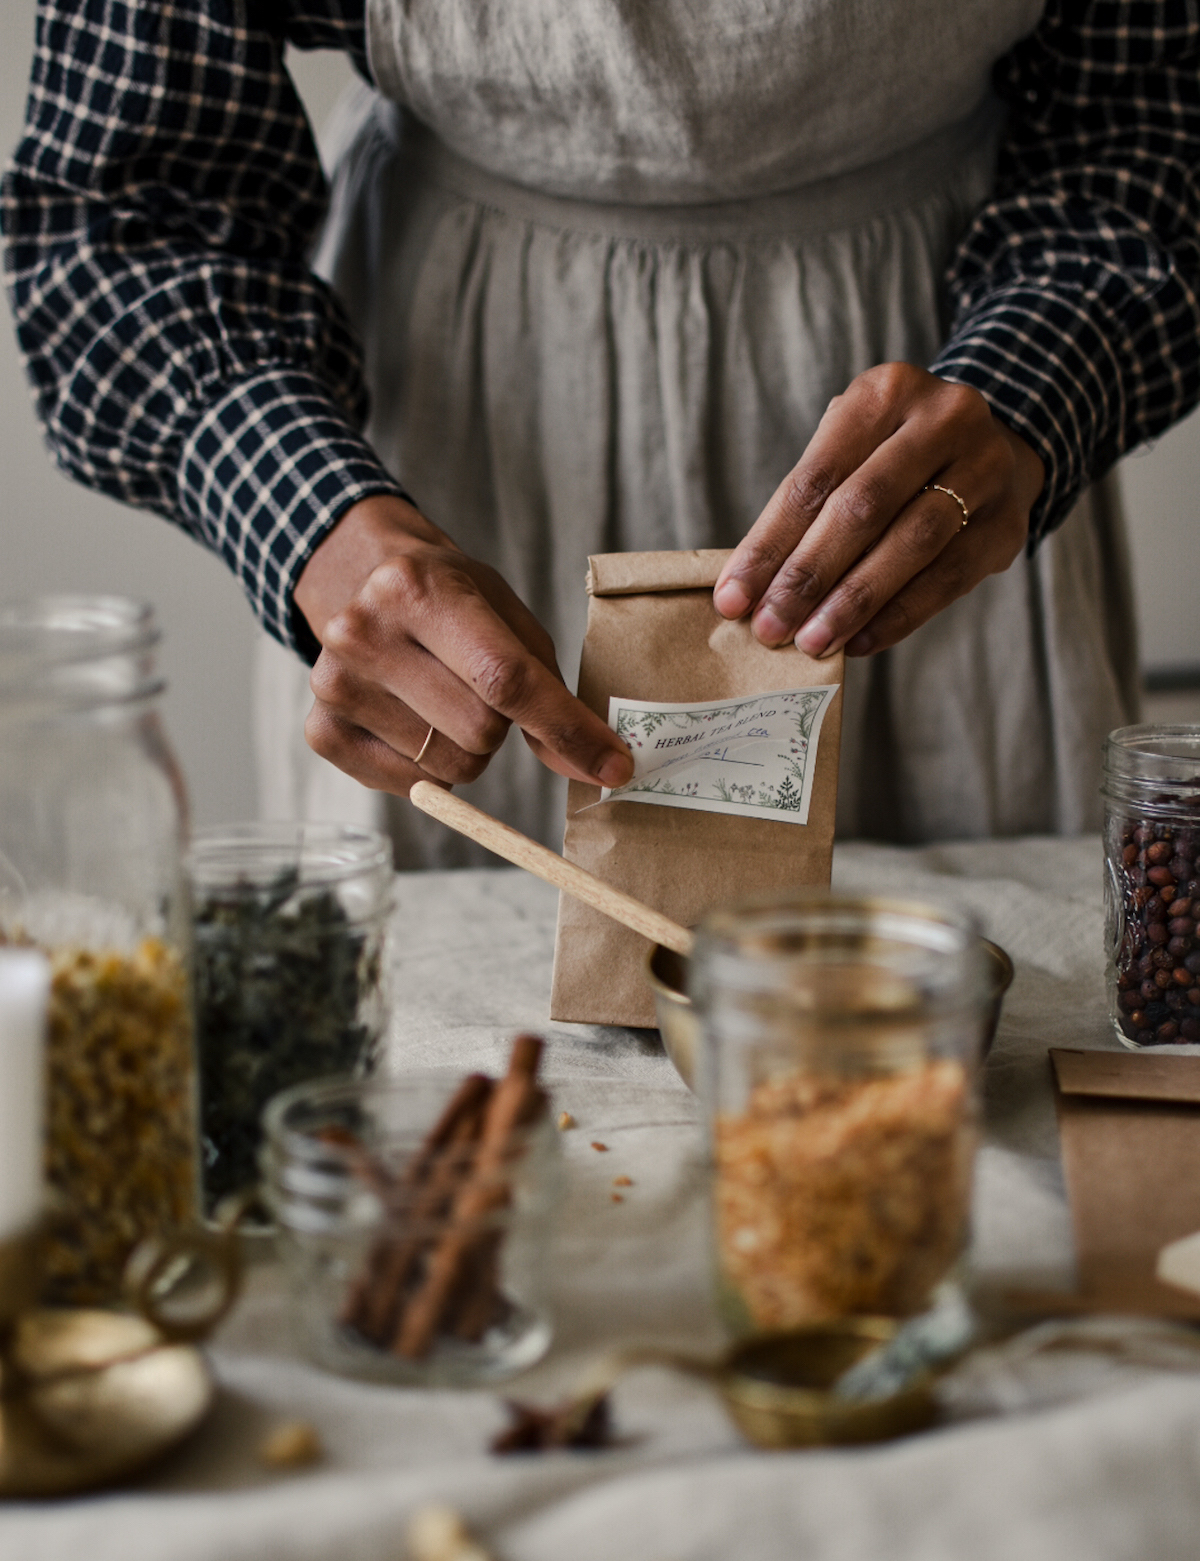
left=292, top=494, right=634, bottom=796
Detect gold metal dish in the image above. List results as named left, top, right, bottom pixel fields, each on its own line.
left=718, top=1318, right=937, bottom=1447
left=0, top=1309, right=213, bottom=1497
left=563, top=1316, right=937, bottom=1449
left=648, top=935, right=1014, bottom=1090
left=0, top=1208, right=242, bottom=1498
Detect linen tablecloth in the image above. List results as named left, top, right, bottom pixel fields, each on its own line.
left=7, top=838, right=1200, bottom=1561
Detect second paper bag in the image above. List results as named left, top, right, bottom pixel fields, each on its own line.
left=551, top=549, right=844, bottom=1027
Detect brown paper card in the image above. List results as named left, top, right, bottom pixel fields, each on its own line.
left=1048, top=1047, right=1200, bottom=1317
left=1051, top=1046, right=1200, bottom=1105
left=550, top=549, right=843, bottom=1028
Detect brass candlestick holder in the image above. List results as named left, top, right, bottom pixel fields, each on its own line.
left=0, top=1217, right=243, bottom=1498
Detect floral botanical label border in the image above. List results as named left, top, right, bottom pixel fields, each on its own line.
left=598, top=685, right=839, bottom=825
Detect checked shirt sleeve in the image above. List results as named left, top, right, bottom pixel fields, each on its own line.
left=2, top=1, right=406, bottom=656
left=933, top=0, right=1200, bottom=545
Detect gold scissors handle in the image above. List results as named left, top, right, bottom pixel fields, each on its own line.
left=123, top=1190, right=256, bottom=1343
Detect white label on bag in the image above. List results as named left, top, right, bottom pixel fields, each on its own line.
left=597, top=685, right=839, bottom=825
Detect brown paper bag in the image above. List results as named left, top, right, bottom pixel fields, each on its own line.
left=1045, top=1047, right=1200, bottom=1318
left=550, top=548, right=844, bottom=1027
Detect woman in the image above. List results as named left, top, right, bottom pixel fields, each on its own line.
left=6, top=2, right=1197, bottom=861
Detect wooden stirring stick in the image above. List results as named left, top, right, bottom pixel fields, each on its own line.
left=408, top=779, right=694, bottom=958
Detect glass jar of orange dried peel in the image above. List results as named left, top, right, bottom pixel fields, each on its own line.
left=691, top=894, right=987, bottom=1336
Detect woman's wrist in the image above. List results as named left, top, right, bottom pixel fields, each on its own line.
left=993, top=417, right=1045, bottom=526
left=294, top=494, right=455, bottom=643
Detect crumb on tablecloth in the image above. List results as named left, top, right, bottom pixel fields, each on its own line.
left=258, top=1420, right=323, bottom=1469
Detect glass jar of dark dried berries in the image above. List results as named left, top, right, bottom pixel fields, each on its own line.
left=1103, top=726, right=1200, bottom=1048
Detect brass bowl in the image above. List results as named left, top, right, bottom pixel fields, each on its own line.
left=566, top=1317, right=939, bottom=1452
left=0, top=1310, right=213, bottom=1497
left=718, top=1318, right=937, bottom=1447
left=647, top=935, right=1014, bottom=1091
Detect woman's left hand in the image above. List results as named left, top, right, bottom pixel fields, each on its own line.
left=713, top=363, right=1045, bottom=657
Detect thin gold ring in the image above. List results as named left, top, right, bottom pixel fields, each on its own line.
left=924, top=482, right=970, bottom=528
left=413, top=724, right=436, bottom=768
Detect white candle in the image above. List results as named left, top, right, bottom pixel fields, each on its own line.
left=0, top=949, right=49, bottom=1240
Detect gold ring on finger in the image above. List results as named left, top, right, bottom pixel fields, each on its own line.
left=923, top=482, right=969, bottom=529
left=413, top=724, right=436, bottom=767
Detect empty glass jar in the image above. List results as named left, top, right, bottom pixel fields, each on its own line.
left=691, top=893, right=986, bottom=1336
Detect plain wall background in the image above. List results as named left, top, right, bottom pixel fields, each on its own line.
left=3, top=5, right=1199, bottom=827
left=1120, top=409, right=1200, bottom=677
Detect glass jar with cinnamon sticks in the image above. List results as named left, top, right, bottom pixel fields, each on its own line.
left=261, top=1036, right=558, bottom=1384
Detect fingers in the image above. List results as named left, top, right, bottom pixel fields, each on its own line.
left=792, top=455, right=1010, bottom=660
left=306, top=662, right=492, bottom=789
left=757, top=427, right=974, bottom=650
left=305, top=703, right=438, bottom=797
left=789, top=486, right=965, bottom=660
left=713, top=365, right=1042, bottom=658
left=315, top=589, right=510, bottom=767
left=313, top=546, right=633, bottom=794
left=842, top=507, right=1021, bottom=656
left=714, top=369, right=924, bottom=627
left=816, top=494, right=1025, bottom=659
left=305, top=701, right=488, bottom=797
left=829, top=423, right=1043, bottom=659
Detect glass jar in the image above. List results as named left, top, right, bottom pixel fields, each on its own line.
left=261, top=1073, right=557, bottom=1384
left=1102, top=724, right=1200, bottom=1048
left=187, top=823, right=393, bottom=1218
left=691, top=894, right=985, bottom=1336
left=0, top=596, right=195, bottom=1303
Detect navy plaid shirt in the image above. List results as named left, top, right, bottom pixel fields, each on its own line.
left=4, top=1, right=1200, bottom=655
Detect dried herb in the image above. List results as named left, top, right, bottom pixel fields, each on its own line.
left=490, top=1393, right=614, bottom=1454
left=714, top=1059, right=972, bottom=1328
left=193, top=869, right=382, bottom=1214
left=44, top=939, right=196, bottom=1303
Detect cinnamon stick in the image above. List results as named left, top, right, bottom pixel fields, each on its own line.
left=402, top=1072, right=495, bottom=1186
left=445, top=1231, right=505, bottom=1340
left=392, top=1036, right=544, bottom=1358
left=340, top=1073, right=493, bottom=1342
left=355, top=1113, right=486, bottom=1344
left=447, top=1083, right=549, bottom=1340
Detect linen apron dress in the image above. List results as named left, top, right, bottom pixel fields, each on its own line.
left=256, top=0, right=1139, bottom=864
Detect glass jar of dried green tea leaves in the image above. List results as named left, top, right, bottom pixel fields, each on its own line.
left=0, top=597, right=196, bottom=1303
left=186, top=823, right=393, bottom=1220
